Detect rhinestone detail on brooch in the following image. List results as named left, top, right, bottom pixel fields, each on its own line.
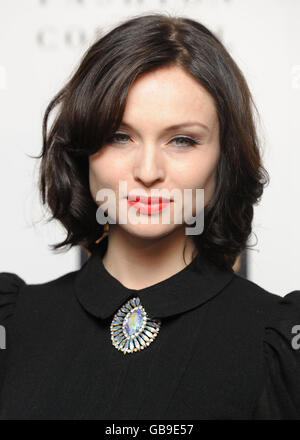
left=110, top=297, right=161, bottom=355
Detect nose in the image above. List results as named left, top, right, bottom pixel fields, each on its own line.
left=132, top=142, right=165, bottom=187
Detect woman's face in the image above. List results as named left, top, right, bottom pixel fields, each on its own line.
left=89, top=64, right=220, bottom=239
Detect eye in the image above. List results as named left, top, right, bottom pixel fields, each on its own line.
left=106, top=133, right=200, bottom=148
left=107, top=132, right=130, bottom=144
left=169, top=136, right=198, bottom=148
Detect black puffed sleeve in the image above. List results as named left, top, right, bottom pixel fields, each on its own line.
left=0, top=273, right=26, bottom=394
left=252, top=290, right=300, bottom=419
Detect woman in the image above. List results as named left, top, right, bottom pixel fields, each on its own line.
left=0, top=13, right=299, bottom=420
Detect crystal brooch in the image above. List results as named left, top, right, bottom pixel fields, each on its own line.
left=110, top=297, right=162, bottom=355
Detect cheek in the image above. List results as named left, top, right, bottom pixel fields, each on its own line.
left=176, top=151, right=219, bottom=208
left=89, top=152, right=123, bottom=187
left=176, top=155, right=218, bottom=189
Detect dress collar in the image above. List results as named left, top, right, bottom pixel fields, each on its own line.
left=73, top=236, right=235, bottom=320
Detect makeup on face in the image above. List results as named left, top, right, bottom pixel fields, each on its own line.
left=127, top=195, right=173, bottom=214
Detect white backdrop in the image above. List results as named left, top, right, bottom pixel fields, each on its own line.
left=0, top=0, right=299, bottom=295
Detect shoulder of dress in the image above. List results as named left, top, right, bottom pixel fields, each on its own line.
left=251, top=289, right=300, bottom=419
left=0, top=272, right=27, bottom=324
left=263, top=289, right=300, bottom=328
left=1, top=269, right=80, bottom=306
left=0, top=269, right=82, bottom=326
left=224, top=272, right=282, bottom=309
left=0, top=272, right=26, bottom=291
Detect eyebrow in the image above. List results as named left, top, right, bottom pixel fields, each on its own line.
left=119, top=121, right=210, bottom=133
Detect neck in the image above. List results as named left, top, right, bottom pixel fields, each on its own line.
left=101, top=226, right=197, bottom=290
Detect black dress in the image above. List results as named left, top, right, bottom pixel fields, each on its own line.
left=0, top=238, right=300, bottom=420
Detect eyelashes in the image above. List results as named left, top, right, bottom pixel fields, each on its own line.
left=171, top=136, right=198, bottom=148
left=106, top=132, right=200, bottom=148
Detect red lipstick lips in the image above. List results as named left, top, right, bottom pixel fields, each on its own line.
left=127, top=194, right=172, bottom=214
left=127, top=195, right=171, bottom=204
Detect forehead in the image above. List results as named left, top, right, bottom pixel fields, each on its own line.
left=122, top=65, right=217, bottom=126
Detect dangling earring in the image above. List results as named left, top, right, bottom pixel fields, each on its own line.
left=95, top=222, right=109, bottom=244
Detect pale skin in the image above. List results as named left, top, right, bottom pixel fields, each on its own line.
left=88, top=64, right=220, bottom=290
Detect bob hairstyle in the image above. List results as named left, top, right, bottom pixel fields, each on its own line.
left=34, top=12, right=269, bottom=271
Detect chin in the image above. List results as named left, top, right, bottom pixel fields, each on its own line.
left=121, top=223, right=176, bottom=240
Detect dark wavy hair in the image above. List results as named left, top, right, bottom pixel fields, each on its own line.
left=33, top=12, right=269, bottom=271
